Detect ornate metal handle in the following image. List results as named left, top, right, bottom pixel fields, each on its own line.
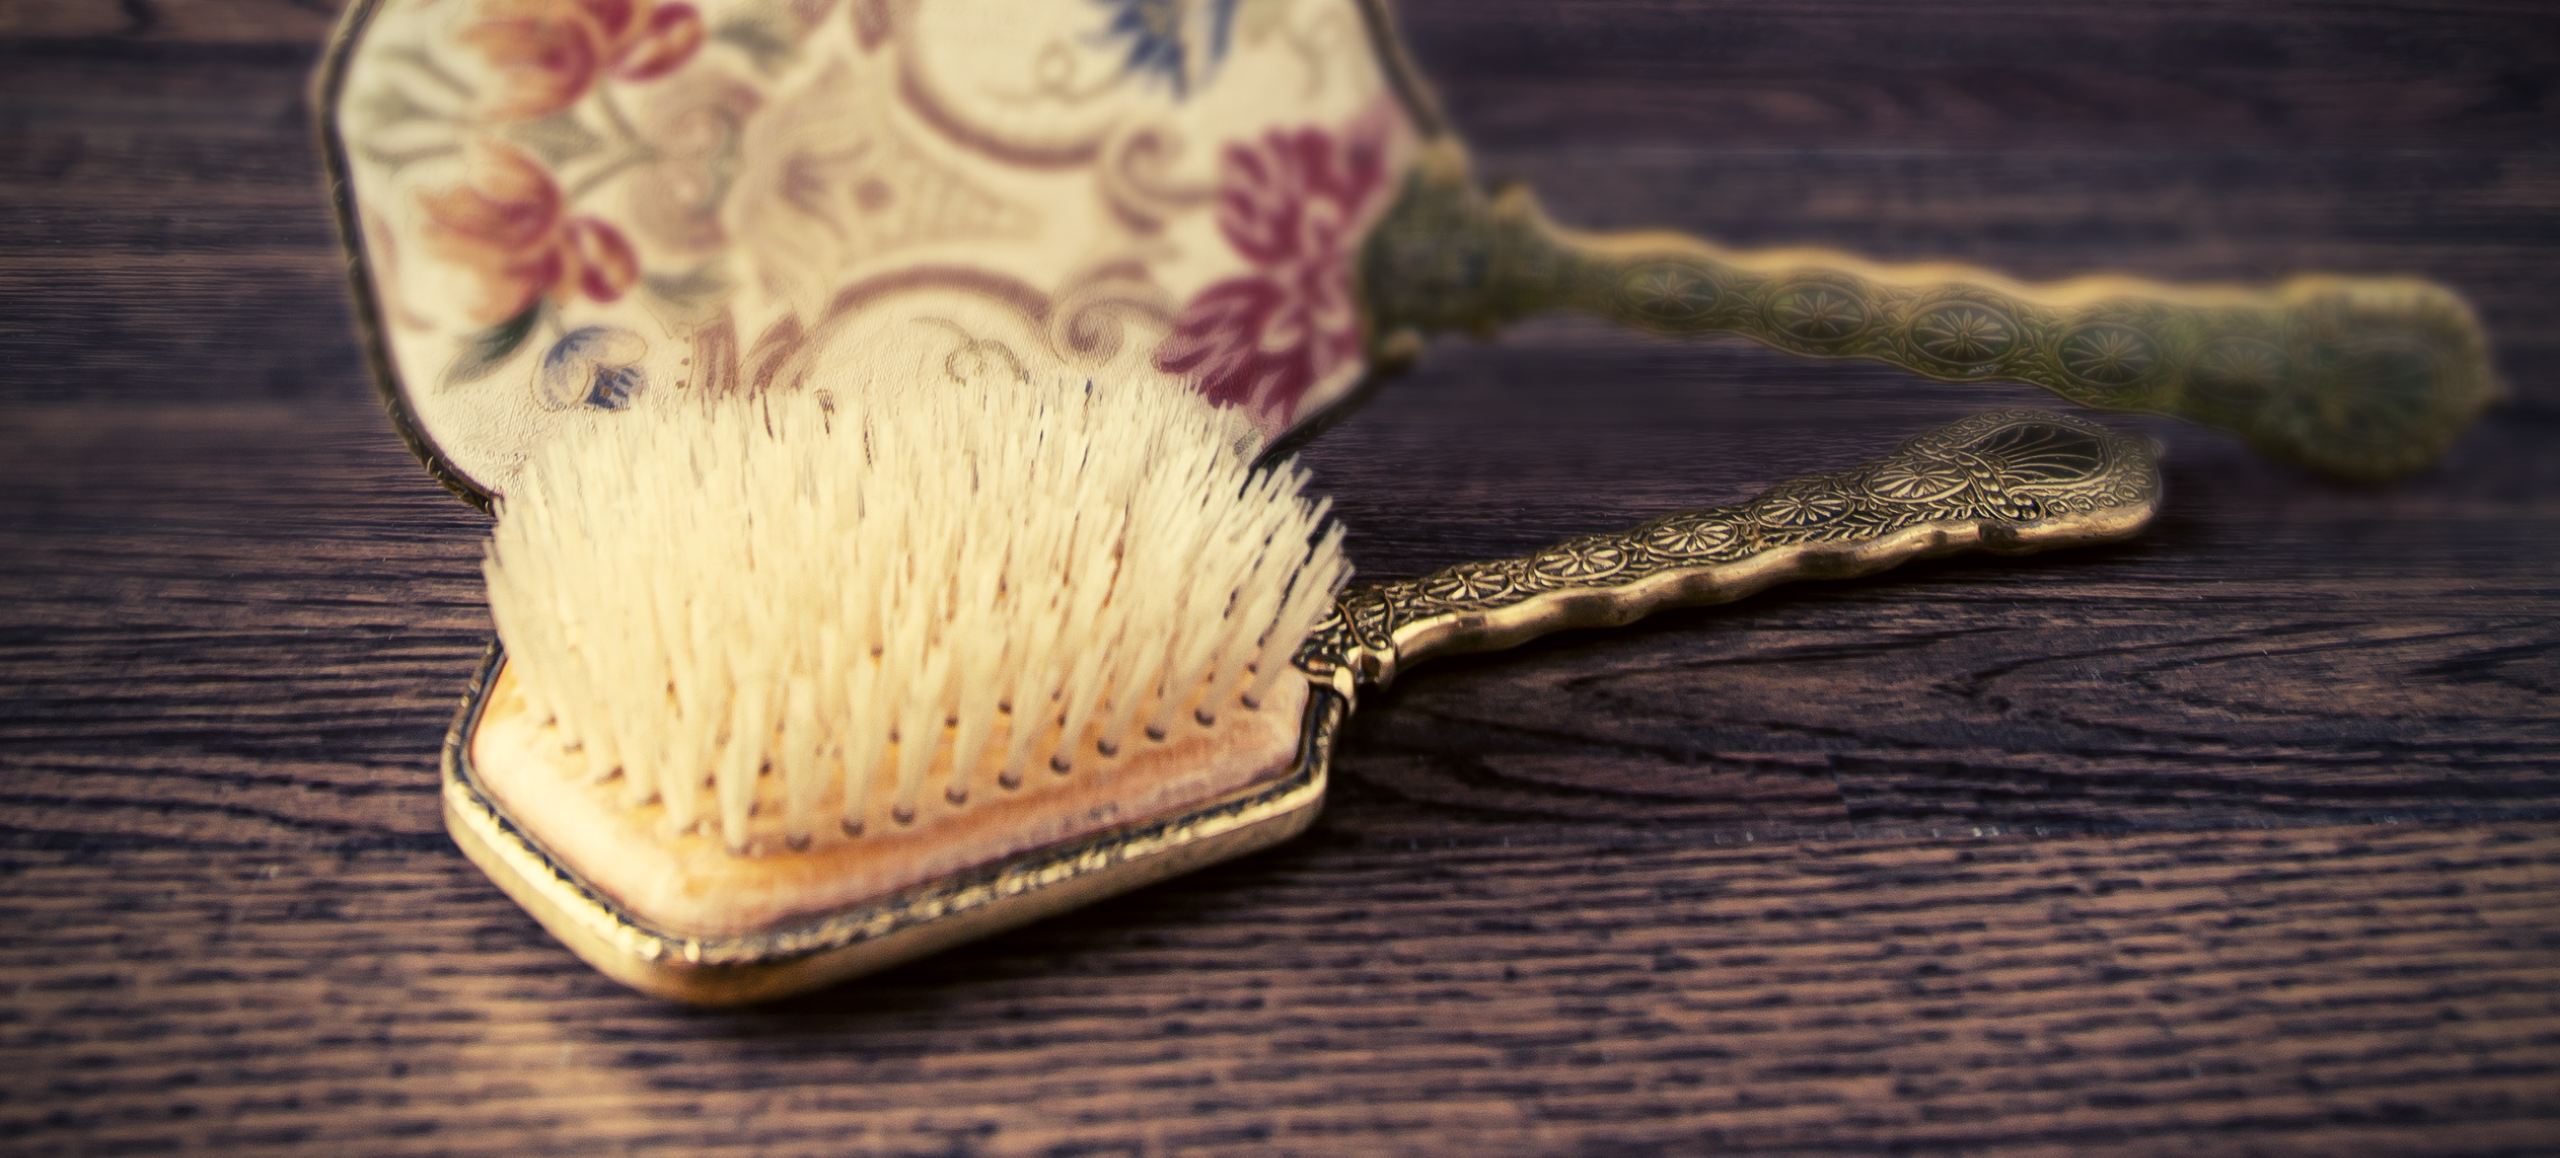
left=1359, top=142, right=2499, bottom=482
left=1297, top=409, right=2160, bottom=696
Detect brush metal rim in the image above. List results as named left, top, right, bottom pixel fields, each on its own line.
left=442, top=644, right=1339, bottom=1005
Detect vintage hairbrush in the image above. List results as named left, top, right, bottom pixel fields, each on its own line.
left=316, top=0, right=2437, bottom=1001
left=448, top=396, right=2158, bottom=1004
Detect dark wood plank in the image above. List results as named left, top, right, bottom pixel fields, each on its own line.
left=1393, top=0, right=2560, bottom=152
left=0, top=0, right=340, bottom=46
left=5, top=823, right=2557, bottom=1156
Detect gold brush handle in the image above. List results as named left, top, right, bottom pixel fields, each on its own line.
left=1359, top=143, right=2500, bottom=482
left=1297, top=410, right=2159, bottom=696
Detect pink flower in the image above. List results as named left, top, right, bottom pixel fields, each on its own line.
left=419, top=140, right=641, bottom=324
left=1153, top=110, right=1396, bottom=432
left=463, top=0, right=705, bottom=122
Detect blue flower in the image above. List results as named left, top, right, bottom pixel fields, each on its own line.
left=584, top=363, right=646, bottom=410
left=536, top=326, right=649, bottom=412
left=1093, top=0, right=1237, bottom=99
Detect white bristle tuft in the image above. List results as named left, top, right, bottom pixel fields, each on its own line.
left=482, top=378, right=1349, bottom=855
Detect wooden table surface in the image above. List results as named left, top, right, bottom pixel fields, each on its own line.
left=5, top=1, right=2557, bottom=1154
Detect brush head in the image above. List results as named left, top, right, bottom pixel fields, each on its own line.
left=468, top=377, right=1348, bottom=939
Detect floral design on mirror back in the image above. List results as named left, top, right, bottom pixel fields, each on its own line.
left=334, top=0, right=1414, bottom=490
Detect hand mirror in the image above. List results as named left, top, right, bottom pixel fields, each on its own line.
left=322, top=0, right=2492, bottom=501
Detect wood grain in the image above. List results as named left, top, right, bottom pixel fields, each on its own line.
left=6, top=825, right=2558, bottom=1156
left=3, top=0, right=2556, bottom=1153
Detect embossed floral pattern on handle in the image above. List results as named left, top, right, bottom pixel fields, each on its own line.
left=1297, top=410, right=2162, bottom=695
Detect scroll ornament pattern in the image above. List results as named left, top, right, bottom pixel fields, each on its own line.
left=1606, top=257, right=2482, bottom=480
left=1353, top=150, right=2494, bottom=483
left=1613, top=257, right=2455, bottom=454
left=1620, top=264, right=2198, bottom=396
left=1296, top=410, right=2160, bottom=684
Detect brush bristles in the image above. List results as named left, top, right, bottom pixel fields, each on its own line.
left=481, top=379, right=1351, bottom=855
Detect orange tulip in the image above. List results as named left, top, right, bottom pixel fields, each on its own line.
left=420, top=141, right=643, bottom=324
left=463, top=0, right=705, bottom=121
